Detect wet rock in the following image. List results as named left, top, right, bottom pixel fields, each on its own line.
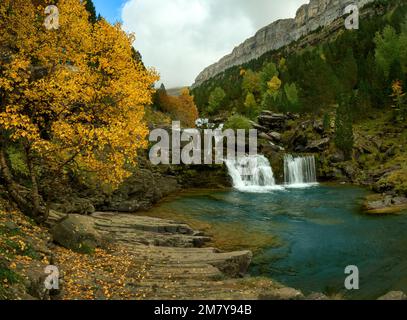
left=290, top=132, right=308, bottom=152
left=378, top=291, right=407, bottom=300
left=363, top=195, right=407, bottom=215
left=259, top=287, right=304, bottom=300
left=306, top=292, right=330, bottom=300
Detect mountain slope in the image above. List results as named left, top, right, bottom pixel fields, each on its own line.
left=192, top=0, right=374, bottom=88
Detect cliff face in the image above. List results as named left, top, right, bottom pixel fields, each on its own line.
left=192, top=0, right=374, bottom=88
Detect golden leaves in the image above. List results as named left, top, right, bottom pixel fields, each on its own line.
left=0, top=0, right=159, bottom=190
left=55, top=245, right=150, bottom=300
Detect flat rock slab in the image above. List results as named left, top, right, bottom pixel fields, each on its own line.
left=49, top=211, right=304, bottom=299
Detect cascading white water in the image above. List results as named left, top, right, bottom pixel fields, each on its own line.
left=284, top=155, right=317, bottom=186
left=225, top=155, right=282, bottom=192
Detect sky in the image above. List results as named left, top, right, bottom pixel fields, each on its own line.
left=93, top=0, right=308, bottom=88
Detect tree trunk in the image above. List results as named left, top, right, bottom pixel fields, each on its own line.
left=25, top=146, right=41, bottom=217
left=0, top=144, right=48, bottom=222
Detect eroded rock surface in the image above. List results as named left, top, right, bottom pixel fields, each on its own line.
left=48, top=212, right=305, bottom=299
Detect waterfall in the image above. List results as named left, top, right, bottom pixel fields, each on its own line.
left=284, top=155, right=317, bottom=187
left=225, top=155, right=281, bottom=192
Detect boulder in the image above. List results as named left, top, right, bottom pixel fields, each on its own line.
left=268, top=131, right=282, bottom=142
left=102, top=169, right=180, bottom=212
left=259, top=132, right=273, bottom=141
left=249, top=121, right=268, bottom=132
left=313, top=120, right=324, bottom=134
left=305, top=137, right=330, bottom=152
left=258, top=112, right=287, bottom=131
left=51, top=214, right=102, bottom=253
left=50, top=198, right=95, bottom=215
left=290, top=132, right=308, bottom=152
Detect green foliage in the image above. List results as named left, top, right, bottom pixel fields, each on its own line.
left=335, top=97, right=355, bottom=160
left=284, top=83, right=299, bottom=112
left=259, top=62, right=279, bottom=95
left=85, top=0, right=97, bottom=24
left=192, top=1, right=407, bottom=117
left=260, top=91, right=275, bottom=111
left=323, top=113, right=331, bottom=131
left=243, top=92, right=260, bottom=119
left=242, top=70, right=261, bottom=95
left=6, top=146, right=29, bottom=177
left=208, top=87, right=226, bottom=114
left=3, top=238, right=40, bottom=260
left=224, top=114, right=252, bottom=131
left=0, top=267, right=20, bottom=285
left=374, top=25, right=402, bottom=78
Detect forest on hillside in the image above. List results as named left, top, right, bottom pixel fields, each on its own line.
left=192, top=0, right=407, bottom=133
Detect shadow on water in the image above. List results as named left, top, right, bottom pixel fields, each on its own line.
left=141, top=184, right=407, bottom=300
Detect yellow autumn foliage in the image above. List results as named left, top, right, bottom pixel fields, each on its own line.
left=0, top=0, right=159, bottom=187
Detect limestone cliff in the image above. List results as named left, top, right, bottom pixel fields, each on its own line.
left=192, top=0, right=374, bottom=88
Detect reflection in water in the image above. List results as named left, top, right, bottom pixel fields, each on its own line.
left=142, top=185, right=407, bottom=299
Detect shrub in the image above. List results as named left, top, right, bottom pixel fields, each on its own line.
left=224, top=114, right=252, bottom=130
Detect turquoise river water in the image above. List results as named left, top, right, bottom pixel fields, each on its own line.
left=147, top=184, right=407, bottom=299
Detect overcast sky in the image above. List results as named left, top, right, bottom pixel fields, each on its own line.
left=119, top=0, right=308, bottom=88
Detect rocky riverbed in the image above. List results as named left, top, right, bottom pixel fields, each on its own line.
left=2, top=194, right=407, bottom=300
left=47, top=210, right=305, bottom=300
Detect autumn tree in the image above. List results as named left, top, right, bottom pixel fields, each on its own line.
left=391, top=80, right=406, bottom=120
left=242, top=70, right=261, bottom=96
left=259, top=62, right=279, bottom=95
left=157, top=88, right=199, bottom=127
left=177, top=88, right=199, bottom=127
left=0, top=0, right=158, bottom=221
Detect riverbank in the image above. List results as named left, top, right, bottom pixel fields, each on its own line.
left=2, top=184, right=407, bottom=300
left=0, top=197, right=304, bottom=300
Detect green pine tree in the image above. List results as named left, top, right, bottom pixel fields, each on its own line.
left=335, top=96, right=354, bottom=160
left=85, top=0, right=97, bottom=24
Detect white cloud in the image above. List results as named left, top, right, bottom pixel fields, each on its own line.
left=122, top=0, right=307, bottom=88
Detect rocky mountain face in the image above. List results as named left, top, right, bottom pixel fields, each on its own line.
left=192, top=0, right=374, bottom=88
